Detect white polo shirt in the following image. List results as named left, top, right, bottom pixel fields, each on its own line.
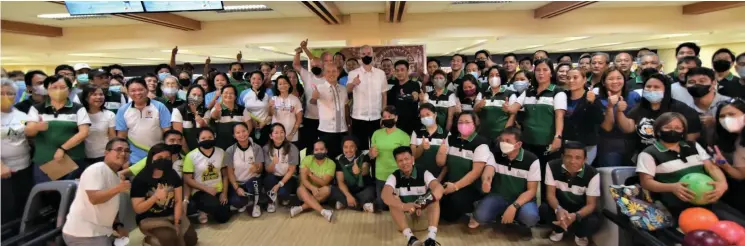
left=85, top=110, right=116, bottom=159
left=1, top=108, right=30, bottom=171
left=115, top=99, right=172, bottom=163
left=315, top=81, right=348, bottom=133
left=298, top=68, right=326, bottom=120
left=183, top=147, right=227, bottom=192
left=62, top=162, right=121, bottom=237
left=239, top=89, right=270, bottom=124
left=270, top=95, right=303, bottom=142
left=348, top=66, right=389, bottom=121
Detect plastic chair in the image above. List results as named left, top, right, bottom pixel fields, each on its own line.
left=2, top=180, right=77, bottom=246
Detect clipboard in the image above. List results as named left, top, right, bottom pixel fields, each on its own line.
left=39, top=155, right=79, bottom=180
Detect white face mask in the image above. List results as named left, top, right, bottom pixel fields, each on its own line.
left=489, top=76, right=501, bottom=88
left=34, top=85, right=48, bottom=95
left=499, top=142, right=516, bottom=153
left=721, top=115, right=745, bottom=133
left=162, top=87, right=178, bottom=96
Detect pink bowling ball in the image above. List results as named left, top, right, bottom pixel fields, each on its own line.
left=708, top=221, right=745, bottom=245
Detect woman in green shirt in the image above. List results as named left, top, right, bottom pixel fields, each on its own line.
left=370, top=106, right=411, bottom=209
left=290, top=139, right=335, bottom=222
left=474, top=66, right=519, bottom=141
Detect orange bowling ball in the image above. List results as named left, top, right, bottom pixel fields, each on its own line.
left=679, top=207, right=720, bottom=233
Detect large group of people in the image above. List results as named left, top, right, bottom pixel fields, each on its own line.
left=1, top=39, right=745, bottom=246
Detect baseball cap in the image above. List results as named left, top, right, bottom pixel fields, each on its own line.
left=73, top=63, right=91, bottom=71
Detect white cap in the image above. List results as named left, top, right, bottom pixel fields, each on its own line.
left=73, top=63, right=91, bottom=71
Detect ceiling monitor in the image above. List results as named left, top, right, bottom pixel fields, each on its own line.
left=142, top=1, right=224, bottom=13
left=65, top=1, right=145, bottom=15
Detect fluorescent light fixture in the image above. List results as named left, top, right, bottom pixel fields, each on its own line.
left=140, top=58, right=163, bottom=61
left=661, top=33, right=692, bottom=38
left=557, top=48, right=578, bottom=52
left=223, top=4, right=271, bottom=11
left=596, top=42, right=623, bottom=46
left=452, top=1, right=511, bottom=5
left=524, top=45, right=544, bottom=49
left=0, top=57, right=26, bottom=60
left=68, top=53, right=107, bottom=57
left=38, top=13, right=102, bottom=19
left=564, top=36, right=591, bottom=41
left=258, top=46, right=276, bottom=50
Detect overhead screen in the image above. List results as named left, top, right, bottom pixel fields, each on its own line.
left=65, top=1, right=145, bottom=15
left=142, top=1, right=224, bottom=12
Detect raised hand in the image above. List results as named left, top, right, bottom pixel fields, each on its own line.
left=421, top=138, right=431, bottom=150
left=616, top=97, right=627, bottom=112
left=206, top=56, right=211, bottom=64
left=172, top=46, right=178, bottom=56
left=237, top=51, right=242, bottom=61
left=353, top=75, right=361, bottom=85
left=300, top=39, right=308, bottom=49
left=586, top=91, right=596, bottom=103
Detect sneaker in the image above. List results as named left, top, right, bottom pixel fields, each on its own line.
left=407, top=236, right=422, bottom=246
left=335, top=201, right=344, bottom=210
left=575, top=236, right=589, bottom=246
left=290, top=206, right=303, bottom=218
left=363, top=203, right=374, bottom=213
left=321, top=209, right=334, bottom=222
left=423, top=238, right=441, bottom=246
left=238, top=206, right=247, bottom=213
left=549, top=231, right=564, bottom=242
left=251, top=205, right=261, bottom=218
left=198, top=212, right=208, bottom=224
left=281, top=200, right=290, bottom=206
left=267, top=202, right=276, bottom=213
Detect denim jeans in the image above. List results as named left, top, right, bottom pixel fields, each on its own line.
left=375, top=180, right=389, bottom=210
left=262, top=175, right=297, bottom=201
left=228, top=177, right=261, bottom=209
left=473, top=194, right=540, bottom=227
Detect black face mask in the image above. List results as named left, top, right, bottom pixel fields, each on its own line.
left=152, top=158, right=173, bottom=171
left=313, top=152, right=326, bottom=160
left=178, top=79, right=191, bottom=87
left=362, top=56, right=373, bottom=65
left=686, top=84, right=711, bottom=98
left=713, top=60, right=732, bottom=73
left=166, top=144, right=182, bottom=155
left=658, top=130, right=684, bottom=143
left=476, top=61, right=486, bottom=70
left=311, top=67, right=323, bottom=76
left=231, top=72, right=245, bottom=81
left=198, top=139, right=216, bottom=149
left=382, top=119, right=396, bottom=128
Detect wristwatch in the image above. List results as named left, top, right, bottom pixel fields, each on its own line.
left=554, top=135, right=563, bottom=139
left=512, top=202, right=521, bottom=209
left=575, top=212, right=583, bottom=221
left=278, top=181, right=285, bottom=187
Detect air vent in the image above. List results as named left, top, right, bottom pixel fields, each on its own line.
left=37, top=13, right=110, bottom=20
left=217, top=5, right=273, bottom=13
left=452, top=1, right=511, bottom=5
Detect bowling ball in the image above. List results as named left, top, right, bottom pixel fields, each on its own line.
left=683, top=230, right=728, bottom=246
left=709, top=220, right=745, bottom=245
left=679, top=173, right=715, bottom=205
left=679, top=207, right=719, bottom=233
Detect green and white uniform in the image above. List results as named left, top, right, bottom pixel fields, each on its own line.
left=485, top=148, right=541, bottom=200
left=385, top=167, right=437, bottom=203
left=423, top=89, right=457, bottom=130
left=636, top=140, right=709, bottom=210
left=27, top=99, right=91, bottom=164
left=445, top=133, right=491, bottom=184
left=209, top=103, right=249, bottom=150
left=545, top=160, right=600, bottom=212
left=520, top=84, right=567, bottom=146
left=476, top=85, right=519, bottom=140
left=410, top=126, right=449, bottom=178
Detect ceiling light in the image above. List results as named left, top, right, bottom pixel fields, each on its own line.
left=38, top=13, right=106, bottom=20
left=140, top=58, right=163, bottom=61
left=524, top=45, right=544, bottom=49
left=0, top=57, right=26, bottom=60
left=258, top=46, right=276, bottom=50
left=564, top=36, right=591, bottom=41
left=219, top=4, right=272, bottom=13
left=596, top=42, right=623, bottom=46
left=557, top=48, right=578, bottom=52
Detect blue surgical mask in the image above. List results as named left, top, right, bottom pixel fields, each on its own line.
left=158, top=73, right=170, bottom=81
left=420, top=116, right=436, bottom=127
left=469, top=71, right=479, bottom=78
left=512, top=80, right=529, bottom=93
left=108, top=85, right=121, bottom=93
left=14, top=80, right=26, bottom=91
left=77, top=74, right=89, bottom=84
left=737, top=66, right=745, bottom=78
left=642, top=90, right=664, bottom=103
